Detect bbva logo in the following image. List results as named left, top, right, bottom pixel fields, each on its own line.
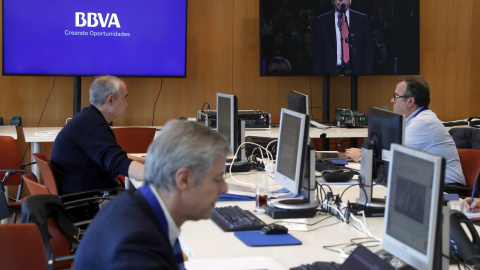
left=75, top=12, right=121, bottom=28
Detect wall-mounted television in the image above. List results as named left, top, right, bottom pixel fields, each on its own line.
left=2, top=0, right=187, bottom=77
left=260, top=0, right=419, bottom=76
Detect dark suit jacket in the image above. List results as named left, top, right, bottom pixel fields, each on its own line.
left=74, top=189, right=178, bottom=270
left=312, top=10, right=374, bottom=75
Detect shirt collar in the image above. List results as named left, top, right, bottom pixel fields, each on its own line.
left=149, top=185, right=180, bottom=246
left=406, top=106, right=427, bottom=125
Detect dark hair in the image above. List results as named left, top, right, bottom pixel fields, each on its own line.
left=398, top=76, right=430, bottom=107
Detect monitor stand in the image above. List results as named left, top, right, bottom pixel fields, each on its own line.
left=264, top=147, right=319, bottom=219
left=226, top=120, right=248, bottom=172
left=350, top=143, right=385, bottom=217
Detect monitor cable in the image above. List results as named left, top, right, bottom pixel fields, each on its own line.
left=151, top=77, right=163, bottom=126
left=21, top=77, right=56, bottom=163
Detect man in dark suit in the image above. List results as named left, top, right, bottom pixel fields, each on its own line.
left=312, top=0, right=374, bottom=75
left=74, top=120, right=230, bottom=270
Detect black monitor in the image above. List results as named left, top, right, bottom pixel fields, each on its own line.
left=271, top=108, right=318, bottom=213
left=287, top=90, right=308, bottom=115
left=353, top=107, right=405, bottom=216
left=383, top=144, right=445, bottom=269
left=216, top=93, right=245, bottom=162
left=259, top=0, right=420, bottom=76
left=287, top=90, right=328, bottom=129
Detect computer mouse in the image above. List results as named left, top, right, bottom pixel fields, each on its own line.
left=260, top=224, right=288, bottom=235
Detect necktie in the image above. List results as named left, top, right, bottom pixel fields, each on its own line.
left=173, top=239, right=185, bottom=270
left=341, top=14, right=349, bottom=63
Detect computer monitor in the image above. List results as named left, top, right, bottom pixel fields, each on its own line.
left=272, top=108, right=318, bottom=211
left=287, top=90, right=308, bottom=115
left=383, top=143, right=445, bottom=270
left=354, top=107, right=405, bottom=215
left=216, top=93, right=245, bottom=161
left=287, top=90, right=327, bottom=129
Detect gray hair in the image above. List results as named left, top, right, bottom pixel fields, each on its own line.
left=144, top=120, right=230, bottom=191
left=89, top=75, right=124, bottom=107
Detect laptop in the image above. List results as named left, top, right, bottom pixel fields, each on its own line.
left=316, top=151, right=347, bottom=160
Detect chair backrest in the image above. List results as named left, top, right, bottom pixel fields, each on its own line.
left=0, top=135, right=22, bottom=186
left=32, top=153, right=59, bottom=195
left=47, top=217, right=73, bottom=270
left=0, top=223, right=49, bottom=270
left=24, top=174, right=51, bottom=195
left=112, top=127, right=156, bottom=154
left=457, top=149, right=480, bottom=195
left=21, top=194, right=80, bottom=270
left=449, top=128, right=480, bottom=150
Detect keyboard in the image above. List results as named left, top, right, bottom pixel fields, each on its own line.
left=290, top=261, right=341, bottom=270
left=211, top=206, right=266, bottom=232
left=315, top=160, right=347, bottom=172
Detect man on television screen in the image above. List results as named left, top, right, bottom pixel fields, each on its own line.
left=312, top=0, right=374, bottom=75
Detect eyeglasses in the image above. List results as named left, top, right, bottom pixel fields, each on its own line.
left=393, top=93, right=410, bottom=100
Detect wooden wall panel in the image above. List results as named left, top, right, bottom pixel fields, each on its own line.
left=1, top=0, right=480, bottom=161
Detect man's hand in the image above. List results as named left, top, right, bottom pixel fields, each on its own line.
left=345, top=148, right=361, bottom=163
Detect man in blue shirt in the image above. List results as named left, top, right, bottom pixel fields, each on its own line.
left=51, top=75, right=145, bottom=195
left=74, top=120, right=230, bottom=270
left=346, top=76, right=466, bottom=189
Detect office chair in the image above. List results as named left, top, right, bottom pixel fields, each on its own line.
left=449, top=128, right=480, bottom=150
left=0, top=223, right=49, bottom=270
left=32, top=153, right=59, bottom=195
left=0, top=135, right=37, bottom=222
left=112, top=127, right=156, bottom=187
left=24, top=173, right=51, bottom=195
left=112, top=127, right=156, bottom=154
left=457, top=149, right=480, bottom=196
left=21, top=194, right=95, bottom=270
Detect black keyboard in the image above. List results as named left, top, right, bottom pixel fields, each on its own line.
left=211, top=206, right=266, bottom=232
left=290, top=261, right=341, bottom=270
left=315, top=160, right=347, bottom=172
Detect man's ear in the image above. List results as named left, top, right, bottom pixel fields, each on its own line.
left=175, top=167, right=193, bottom=191
left=106, top=94, right=115, bottom=106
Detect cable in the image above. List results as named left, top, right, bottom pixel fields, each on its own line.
left=21, top=77, right=56, bottom=163
left=226, top=141, right=276, bottom=187
left=151, top=78, right=164, bottom=126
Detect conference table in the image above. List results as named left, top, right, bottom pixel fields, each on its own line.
left=21, top=126, right=368, bottom=179
left=22, top=126, right=162, bottom=179
left=129, top=172, right=387, bottom=269
left=0, top=125, right=17, bottom=139
left=128, top=170, right=480, bottom=270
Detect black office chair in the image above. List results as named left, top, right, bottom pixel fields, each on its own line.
left=448, top=127, right=480, bottom=150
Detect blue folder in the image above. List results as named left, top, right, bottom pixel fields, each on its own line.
left=234, top=231, right=302, bottom=247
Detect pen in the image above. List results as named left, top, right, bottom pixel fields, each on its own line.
left=470, top=182, right=476, bottom=211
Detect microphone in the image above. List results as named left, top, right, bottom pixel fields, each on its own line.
left=339, top=2, right=347, bottom=13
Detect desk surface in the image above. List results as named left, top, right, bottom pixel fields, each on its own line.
left=22, top=126, right=163, bottom=143
left=246, top=127, right=367, bottom=139
left=0, top=126, right=17, bottom=140
left=180, top=174, right=386, bottom=269
left=124, top=169, right=480, bottom=269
